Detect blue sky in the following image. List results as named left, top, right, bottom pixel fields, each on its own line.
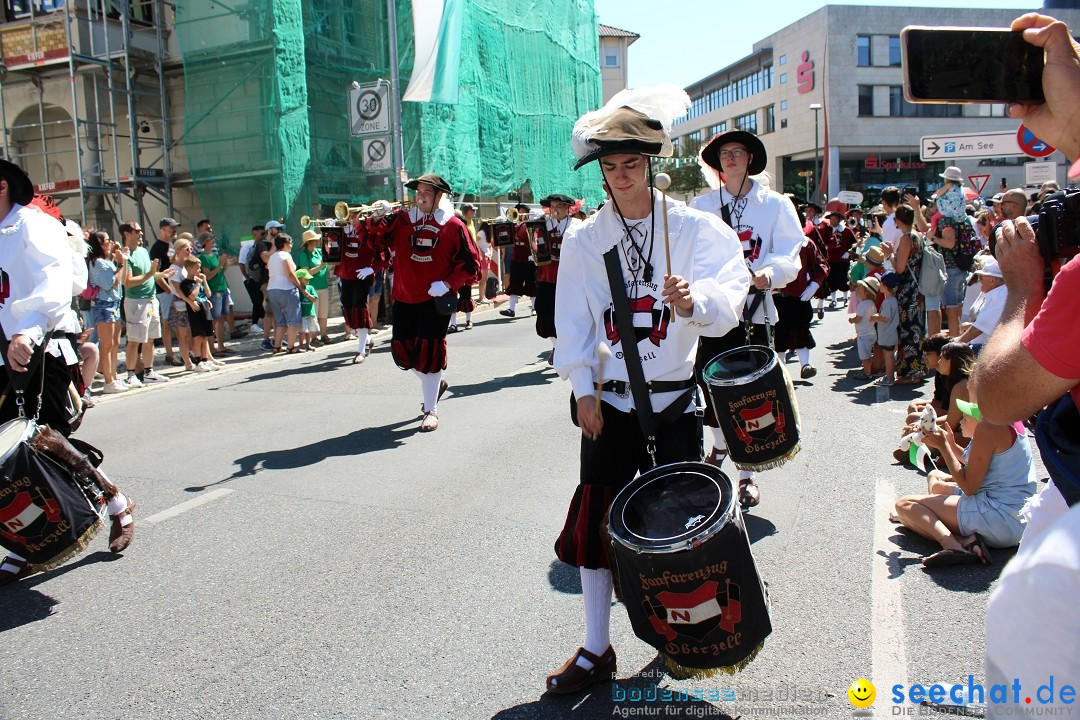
left=594, top=0, right=1044, bottom=89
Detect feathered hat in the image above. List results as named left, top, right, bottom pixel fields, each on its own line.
left=571, top=86, right=690, bottom=170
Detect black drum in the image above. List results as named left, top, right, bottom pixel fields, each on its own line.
left=608, top=462, right=771, bottom=672
left=0, top=418, right=105, bottom=571
left=703, top=346, right=801, bottom=472
left=526, top=220, right=552, bottom=266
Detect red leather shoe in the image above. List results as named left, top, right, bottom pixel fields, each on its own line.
left=545, top=646, right=617, bottom=694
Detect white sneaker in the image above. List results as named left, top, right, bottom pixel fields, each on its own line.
left=207, top=362, right=221, bottom=371
left=251, top=324, right=263, bottom=333
left=102, top=380, right=129, bottom=394
left=142, top=369, right=169, bottom=383
left=125, top=374, right=144, bottom=388
left=192, top=363, right=211, bottom=373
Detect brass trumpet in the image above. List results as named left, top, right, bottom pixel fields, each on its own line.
left=299, top=215, right=342, bottom=229
left=333, top=200, right=408, bottom=220
left=505, top=207, right=520, bottom=223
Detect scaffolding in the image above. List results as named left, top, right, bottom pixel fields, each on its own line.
left=0, top=0, right=173, bottom=232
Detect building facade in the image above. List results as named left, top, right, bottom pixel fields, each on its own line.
left=672, top=5, right=1080, bottom=205
left=599, top=23, right=639, bottom=103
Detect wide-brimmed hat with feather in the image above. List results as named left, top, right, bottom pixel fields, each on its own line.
left=571, top=86, right=690, bottom=170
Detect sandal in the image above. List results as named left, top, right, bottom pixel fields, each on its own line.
left=922, top=548, right=982, bottom=568
left=546, top=646, right=617, bottom=695
left=963, top=534, right=993, bottom=565
left=419, top=410, right=439, bottom=432
left=352, top=353, right=365, bottom=365
left=286, top=348, right=301, bottom=354
left=738, top=477, right=760, bottom=509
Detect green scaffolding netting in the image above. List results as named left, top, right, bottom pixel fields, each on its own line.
left=174, top=0, right=603, bottom=254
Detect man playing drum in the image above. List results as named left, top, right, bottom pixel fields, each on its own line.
left=548, top=86, right=749, bottom=694
left=689, top=130, right=803, bottom=508
left=0, top=161, right=136, bottom=586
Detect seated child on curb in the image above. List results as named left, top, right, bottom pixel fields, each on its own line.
left=295, top=269, right=319, bottom=352
left=849, top=276, right=880, bottom=380
left=894, top=388, right=1038, bottom=567
left=872, top=272, right=901, bottom=386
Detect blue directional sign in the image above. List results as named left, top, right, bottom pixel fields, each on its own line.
left=1017, top=125, right=1056, bottom=158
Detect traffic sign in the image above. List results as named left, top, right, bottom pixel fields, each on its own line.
left=798, top=170, right=814, bottom=177
left=349, top=82, right=390, bottom=137
left=1016, top=124, right=1056, bottom=158
left=1025, top=161, right=1058, bottom=186
left=362, top=136, right=392, bottom=173
left=968, top=174, right=990, bottom=195
left=920, top=131, right=1024, bottom=161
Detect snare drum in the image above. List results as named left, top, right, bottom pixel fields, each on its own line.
left=703, top=346, right=801, bottom=471
left=608, top=461, right=771, bottom=671
left=526, top=220, right=552, bottom=266
left=321, top=226, right=344, bottom=265
left=0, top=418, right=105, bottom=571
left=487, top=221, right=515, bottom=248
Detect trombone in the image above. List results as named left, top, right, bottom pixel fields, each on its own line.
left=334, top=200, right=408, bottom=220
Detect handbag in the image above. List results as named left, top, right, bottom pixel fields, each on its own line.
left=79, top=284, right=99, bottom=301
left=484, top=276, right=498, bottom=300
left=433, top=292, right=457, bottom=316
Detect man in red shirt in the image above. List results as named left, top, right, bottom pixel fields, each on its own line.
left=377, top=174, right=479, bottom=432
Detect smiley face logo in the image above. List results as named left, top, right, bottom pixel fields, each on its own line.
left=848, top=678, right=876, bottom=708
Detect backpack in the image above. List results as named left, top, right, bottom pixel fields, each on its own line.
left=247, top=241, right=267, bottom=284
left=918, top=239, right=947, bottom=298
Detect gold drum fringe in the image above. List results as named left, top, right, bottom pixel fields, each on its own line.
left=30, top=518, right=103, bottom=573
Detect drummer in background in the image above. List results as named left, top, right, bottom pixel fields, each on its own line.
left=0, top=162, right=136, bottom=586
left=548, top=86, right=748, bottom=695
left=533, top=193, right=579, bottom=364
left=689, top=130, right=803, bottom=508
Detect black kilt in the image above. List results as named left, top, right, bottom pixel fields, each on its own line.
left=505, top=261, right=536, bottom=297
left=773, top=294, right=816, bottom=352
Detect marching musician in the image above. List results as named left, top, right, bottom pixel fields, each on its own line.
left=533, top=193, right=579, bottom=362
left=548, top=87, right=748, bottom=694
left=335, top=211, right=385, bottom=362
left=0, top=161, right=136, bottom=586
left=500, top=202, right=536, bottom=318
left=448, top=203, right=479, bottom=332
left=374, top=174, right=479, bottom=432
left=689, top=129, right=803, bottom=509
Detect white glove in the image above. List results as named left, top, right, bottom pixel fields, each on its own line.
left=799, top=282, right=820, bottom=302
left=841, top=252, right=850, bottom=260
left=428, top=280, right=450, bottom=297
left=356, top=267, right=374, bottom=280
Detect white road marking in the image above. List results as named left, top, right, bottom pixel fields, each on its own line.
left=873, top=478, right=909, bottom=695
left=141, top=488, right=236, bottom=525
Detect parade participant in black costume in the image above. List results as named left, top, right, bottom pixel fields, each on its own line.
left=533, top=193, right=579, bottom=362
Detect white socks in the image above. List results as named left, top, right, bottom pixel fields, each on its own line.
left=797, top=347, right=810, bottom=366
left=508, top=295, right=518, bottom=312
left=578, top=567, right=614, bottom=669
left=450, top=314, right=458, bottom=329
left=415, top=371, right=443, bottom=413
left=710, top=426, right=727, bottom=452
left=356, top=328, right=369, bottom=355
left=106, top=493, right=132, bottom=525
left=464, top=312, right=472, bottom=323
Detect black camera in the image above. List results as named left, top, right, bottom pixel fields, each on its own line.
left=1036, top=188, right=1080, bottom=291
left=902, top=186, right=919, bottom=199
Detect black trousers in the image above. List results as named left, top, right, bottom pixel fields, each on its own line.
left=244, top=278, right=264, bottom=325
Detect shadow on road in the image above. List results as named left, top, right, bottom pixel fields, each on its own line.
left=0, top=551, right=120, bottom=632
left=188, top=417, right=419, bottom=491
left=880, top=529, right=1010, bottom=590
left=492, top=656, right=734, bottom=719
left=744, top=513, right=778, bottom=544
left=447, top=364, right=558, bottom=400
left=548, top=560, right=582, bottom=595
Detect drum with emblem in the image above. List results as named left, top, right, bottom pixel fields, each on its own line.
left=485, top=221, right=515, bottom=248
left=0, top=418, right=106, bottom=571
left=703, top=346, right=801, bottom=472
left=320, top=226, right=344, bottom=265
left=607, top=461, right=771, bottom=672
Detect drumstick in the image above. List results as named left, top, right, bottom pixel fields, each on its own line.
left=654, top=173, right=676, bottom=322
left=595, top=342, right=612, bottom=424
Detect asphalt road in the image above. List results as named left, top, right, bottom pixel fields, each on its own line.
left=0, top=302, right=1020, bottom=720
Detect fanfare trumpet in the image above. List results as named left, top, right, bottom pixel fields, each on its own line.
left=299, top=215, right=342, bottom=229
left=333, top=200, right=408, bottom=221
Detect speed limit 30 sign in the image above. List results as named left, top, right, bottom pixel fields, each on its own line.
left=349, top=82, right=390, bottom=137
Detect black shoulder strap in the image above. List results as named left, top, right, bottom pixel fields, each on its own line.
left=603, top=248, right=659, bottom=462
left=720, top=201, right=732, bottom=229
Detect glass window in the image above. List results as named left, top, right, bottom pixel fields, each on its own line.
left=735, top=112, right=757, bottom=134
left=859, top=85, right=874, bottom=116
left=779, top=73, right=787, bottom=84
left=857, top=35, right=872, bottom=67
left=779, top=54, right=787, bottom=66
left=764, top=105, right=775, bottom=134
left=780, top=99, right=788, bottom=111
left=888, top=36, right=901, bottom=67
left=604, top=50, right=619, bottom=68
left=780, top=118, right=788, bottom=129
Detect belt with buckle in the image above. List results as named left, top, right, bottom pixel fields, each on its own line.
left=601, top=378, right=697, bottom=398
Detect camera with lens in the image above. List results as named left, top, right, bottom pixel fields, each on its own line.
left=1036, top=188, right=1080, bottom=291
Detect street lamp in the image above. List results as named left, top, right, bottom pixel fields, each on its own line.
left=809, top=103, right=822, bottom=202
